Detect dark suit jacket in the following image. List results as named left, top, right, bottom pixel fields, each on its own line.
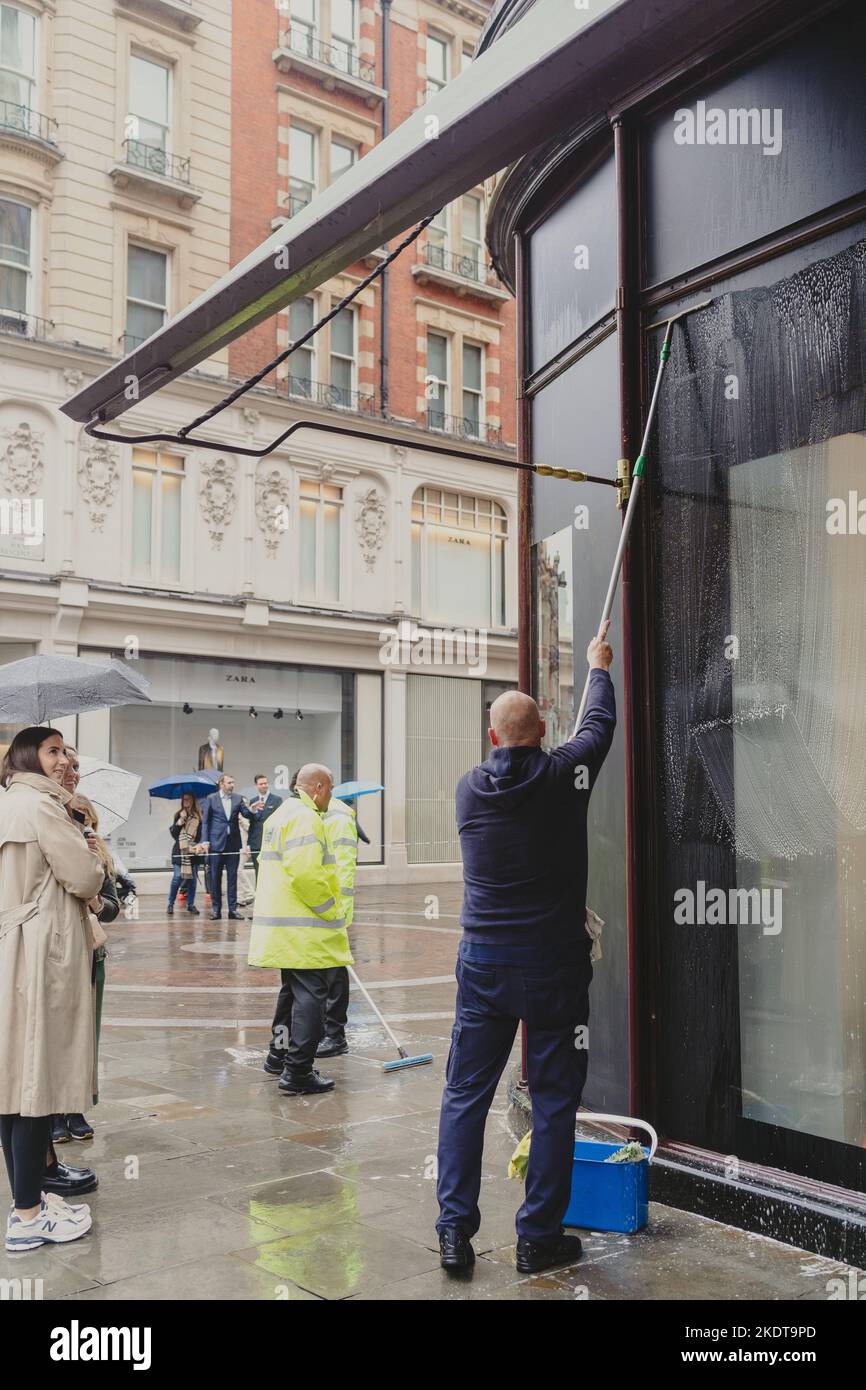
left=200, top=792, right=247, bottom=854
left=245, top=793, right=282, bottom=853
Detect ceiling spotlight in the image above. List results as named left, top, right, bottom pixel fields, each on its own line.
left=295, top=708, right=304, bottom=721
left=273, top=708, right=284, bottom=720
left=182, top=702, right=193, bottom=715
left=249, top=706, right=258, bottom=719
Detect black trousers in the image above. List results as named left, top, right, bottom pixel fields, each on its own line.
left=323, top=966, right=350, bottom=1041
left=270, top=969, right=330, bottom=1073
left=209, top=851, right=238, bottom=914
left=1, top=1114, right=51, bottom=1209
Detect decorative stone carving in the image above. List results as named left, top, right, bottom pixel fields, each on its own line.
left=62, top=368, right=85, bottom=393
left=77, top=437, right=119, bottom=531
left=242, top=407, right=260, bottom=433
left=199, top=456, right=237, bottom=549
left=1, top=422, right=44, bottom=496
left=255, top=468, right=292, bottom=554
left=355, top=486, right=386, bottom=573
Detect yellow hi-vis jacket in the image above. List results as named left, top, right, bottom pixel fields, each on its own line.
left=247, top=788, right=353, bottom=970
left=323, top=796, right=359, bottom=927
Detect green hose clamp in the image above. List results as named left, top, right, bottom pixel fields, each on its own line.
left=633, top=454, right=647, bottom=478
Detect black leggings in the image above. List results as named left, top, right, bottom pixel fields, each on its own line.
left=0, top=1114, right=51, bottom=1209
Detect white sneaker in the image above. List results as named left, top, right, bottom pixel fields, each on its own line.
left=6, top=1195, right=92, bottom=1252
left=43, top=1189, right=89, bottom=1219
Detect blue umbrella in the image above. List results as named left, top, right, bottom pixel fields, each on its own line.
left=332, top=780, right=384, bottom=799
left=149, top=771, right=220, bottom=800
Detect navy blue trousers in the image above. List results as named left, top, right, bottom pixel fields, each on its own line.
left=209, top=852, right=238, bottom=914
left=436, top=953, right=591, bottom=1242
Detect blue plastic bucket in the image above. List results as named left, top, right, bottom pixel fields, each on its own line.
left=562, top=1114, right=657, bottom=1234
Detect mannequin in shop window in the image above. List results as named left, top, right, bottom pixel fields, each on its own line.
left=198, top=728, right=224, bottom=772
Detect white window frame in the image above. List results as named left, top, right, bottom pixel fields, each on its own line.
left=0, top=2, right=37, bottom=119
left=425, top=30, right=449, bottom=95
left=411, top=486, right=508, bottom=628
left=461, top=339, right=484, bottom=437
left=426, top=330, right=450, bottom=429
left=296, top=475, right=345, bottom=607
left=288, top=122, right=318, bottom=212
left=289, top=0, right=317, bottom=55
left=130, top=447, right=185, bottom=585
left=0, top=194, right=33, bottom=325
left=329, top=302, right=356, bottom=406
left=330, top=0, right=357, bottom=71
left=329, top=135, right=357, bottom=184
left=125, top=242, right=169, bottom=349
left=461, top=193, right=484, bottom=278
left=286, top=293, right=318, bottom=399
left=127, top=51, right=172, bottom=163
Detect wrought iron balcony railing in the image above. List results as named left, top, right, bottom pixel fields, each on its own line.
left=286, top=191, right=314, bottom=218
left=284, top=27, right=376, bottom=85
left=0, top=100, right=58, bottom=144
left=122, top=139, right=191, bottom=184
left=0, top=308, right=55, bottom=339
left=420, top=241, right=499, bottom=288
left=284, top=374, right=378, bottom=416
left=426, top=406, right=502, bottom=445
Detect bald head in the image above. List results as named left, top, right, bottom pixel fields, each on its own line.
left=296, top=763, right=334, bottom=811
left=488, top=691, right=546, bottom=749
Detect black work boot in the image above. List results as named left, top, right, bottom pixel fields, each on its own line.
left=263, top=1048, right=287, bottom=1075
left=439, top=1228, right=475, bottom=1271
left=278, top=1068, right=335, bottom=1095
left=315, top=1035, right=348, bottom=1058
left=515, top=1231, right=583, bottom=1274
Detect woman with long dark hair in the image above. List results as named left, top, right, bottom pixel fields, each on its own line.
left=167, top=791, right=202, bottom=916
left=0, top=727, right=104, bottom=1251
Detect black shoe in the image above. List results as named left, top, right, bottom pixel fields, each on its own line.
left=315, top=1037, right=348, bottom=1058
left=278, top=1068, right=335, bottom=1095
left=66, top=1113, right=94, bottom=1141
left=50, top=1114, right=71, bottom=1145
left=186, top=906, right=200, bottom=916
left=227, top=911, right=245, bottom=920
left=166, top=905, right=174, bottom=915
left=515, top=1232, right=583, bottom=1274
left=263, top=1050, right=287, bottom=1076
left=43, top=1158, right=98, bottom=1197
left=211, top=912, right=222, bottom=920
left=439, top=1228, right=475, bottom=1271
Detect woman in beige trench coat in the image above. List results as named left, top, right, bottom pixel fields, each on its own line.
left=0, top=726, right=105, bottom=1253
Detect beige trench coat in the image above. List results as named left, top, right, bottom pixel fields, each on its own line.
left=0, top=771, right=105, bottom=1116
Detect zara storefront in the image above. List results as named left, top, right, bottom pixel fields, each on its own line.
left=479, top=0, right=866, bottom=1254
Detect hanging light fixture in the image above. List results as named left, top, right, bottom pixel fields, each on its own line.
left=249, top=706, right=258, bottom=719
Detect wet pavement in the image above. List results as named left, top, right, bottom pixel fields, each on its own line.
left=4, top=882, right=862, bottom=1302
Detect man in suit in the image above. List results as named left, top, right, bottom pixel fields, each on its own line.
left=199, top=773, right=249, bottom=920
left=245, top=773, right=282, bottom=879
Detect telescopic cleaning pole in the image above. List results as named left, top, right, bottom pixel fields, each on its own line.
left=571, top=300, right=712, bottom=734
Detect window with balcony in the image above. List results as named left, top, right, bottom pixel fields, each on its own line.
left=131, top=448, right=183, bottom=583
left=0, top=196, right=31, bottom=331
left=428, top=206, right=448, bottom=264
left=426, top=32, right=448, bottom=96
left=288, top=124, right=317, bottom=215
left=329, top=305, right=355, bottom=407
left=461, top=194, right=483, bottom=278
left=462, top=342, right=484, bottom=438
left=0, top=3, right=34, bottom=130
left=126, top=244, right=168, bottom=350
left=426, top=331, right=449, bottom=430
left=330, top=0, right=356, bottom=74
left=330, top=137, right=356, bottom=183
left=287, top=295, right=316, bottom=397
left=411, top=487, right=507, bottom=628
left=289, top=0, right=317, bottom=55
left=299, top=478, right=341, bottom=604
left=127, top=53, right=172, bottom=177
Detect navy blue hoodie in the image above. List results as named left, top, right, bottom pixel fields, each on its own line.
left=456, top=668, right=616, bottom=965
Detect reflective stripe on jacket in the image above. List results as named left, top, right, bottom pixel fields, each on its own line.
left=247, top=788, right=353, bottom=969
left=323, top=796, right=359, bottom=927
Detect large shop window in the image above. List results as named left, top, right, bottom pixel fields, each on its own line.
left=411, top=486, right=507, bottom=629
left=108, top=657, right=351, bottom=870
left=651, top=236, right=866, bottom=1162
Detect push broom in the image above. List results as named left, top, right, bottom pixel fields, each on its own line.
left=572, top=300, right=712, bottom=732
left=348, top=965, right=434, bottom=1071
